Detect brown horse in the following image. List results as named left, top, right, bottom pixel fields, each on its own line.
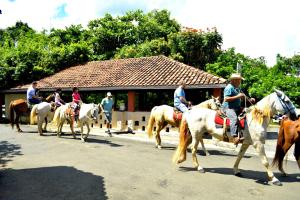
left=272, top=118, right=300, bottom=176
left=9, top=94, right=55, bottom=132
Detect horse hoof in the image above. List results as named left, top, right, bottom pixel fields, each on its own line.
left=18, top=130, right=23, bottom=133
left=271, top=177, right=282, bottom=186
left=197, top=167, right=205, bottom=173
left=234, top=172, right=243, bottom=177
left=205, top=152, right=210, bottom=156
left=157, top=145, right=162, bottom=150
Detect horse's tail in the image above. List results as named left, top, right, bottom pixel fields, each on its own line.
left=52, top=106, right=62, bottom=126
left=272, top=120, right=287, bottom=170
left=146, top=108, right=156, bottom=138
left=172, top=118, right=191, bottom=164
left=30, top=104, right=38, bottom=125
left=9, top=101, right=15, bottom=129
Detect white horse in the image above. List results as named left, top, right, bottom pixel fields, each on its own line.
left=53, top=103, right=100, bottom=141
left=30, top=102, right=56, bottom=135
left=147, top=96, right=221, bottom=154
left=78, top=103, right=100, bottom=142
left=173, top=89, right=297, bottom=186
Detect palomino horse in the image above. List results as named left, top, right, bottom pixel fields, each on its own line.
left=147, top=97, right=221, bottom=154
left=9, top=94, right=54, bottom=132
left=272, top=118, right=300, bottom=176
left=53, top=103, right=100, bottom=141
left=173, top=89, right=296, bottom=186
left=30, top=102, right=56, bottom=135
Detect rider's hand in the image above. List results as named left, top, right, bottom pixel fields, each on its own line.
left=237, top=93, right=245, bottom=99
left=249, top=98, right=255, bottom=103
left=188, top=101, right=192, bottom=106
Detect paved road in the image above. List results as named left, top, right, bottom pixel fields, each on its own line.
left=0, top=124, right=299, bottom=200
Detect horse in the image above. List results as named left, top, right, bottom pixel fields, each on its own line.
left=147, top=96, right=221, bottom=154
left=53, top=103, right=100, bottom=141
left=272, top=118, right=300, bottom=176
left=29, top=102, right=56, bottom=135
left=172, top=89, right=297, bottom=186
left=9, top=94, right=54, bottom=132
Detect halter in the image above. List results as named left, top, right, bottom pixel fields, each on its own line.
left=276, top=92, right=296, bottom=116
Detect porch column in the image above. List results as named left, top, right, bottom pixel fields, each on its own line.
left=0, top=94, right=3, bottom=120
left=128, top=91, right=135, bottom=112
left=212, top=88, right=222, bottom=98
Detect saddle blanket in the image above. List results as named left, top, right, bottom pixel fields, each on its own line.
left=214, top=114, right=245, bottom=129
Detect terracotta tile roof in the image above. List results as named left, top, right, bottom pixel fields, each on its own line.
left=12, top=55, right=226, bottom=91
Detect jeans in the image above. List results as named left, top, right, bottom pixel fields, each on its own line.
left=223, top=108, right=239, bottom=137
left=28, top=98, right=41, bottom=104
left=175, top=103, right=189, bottom=113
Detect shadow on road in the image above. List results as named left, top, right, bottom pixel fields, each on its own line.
left=206, top=167, right=300, bottom=185
left=0, top=166, right=108, bottom=200
left=0, top=141, right=22, bottom=168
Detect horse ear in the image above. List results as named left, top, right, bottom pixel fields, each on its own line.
left=273, top=88, right=282, bottom=97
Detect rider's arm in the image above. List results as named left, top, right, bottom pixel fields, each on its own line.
left=224, top=93, right=245, bottom=102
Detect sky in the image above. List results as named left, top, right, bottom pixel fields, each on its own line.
left=0, top=0, right=300, bottom=66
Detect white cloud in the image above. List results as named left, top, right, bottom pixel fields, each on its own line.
left=1, top=0, right=300, bottom=66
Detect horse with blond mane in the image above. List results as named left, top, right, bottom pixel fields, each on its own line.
left=9, top=94, right=54, bottom=132
left=172, top=89, right=297, bottom=186
left=29, top=102, right=56, bottom=135
left=53, top=103, right=100, bottom=141
left=147, top=96, right=221, bottom=154
left=272, top=118, right=300, bottom=176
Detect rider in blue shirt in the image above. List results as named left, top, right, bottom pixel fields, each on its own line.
left=222, top=73, right=255, bottom=145
left=174, top=81, right=191, bottom=113
left=27, top=81, right=42, bottom=104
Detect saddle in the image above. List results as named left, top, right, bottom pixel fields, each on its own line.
left=173, top=107, right=183, bottom=121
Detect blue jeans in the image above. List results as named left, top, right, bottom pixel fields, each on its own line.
left=223, top=108, right=239, bottom=137
left=175, top=103, right=189, bottom=113
left=104, top=112, right=112, bottom=123
left=28, top=98, right=41, bottom=104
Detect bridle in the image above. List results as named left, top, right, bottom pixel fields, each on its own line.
left=275, top=92, right=296, bottom=117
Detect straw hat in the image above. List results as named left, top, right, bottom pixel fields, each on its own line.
left=229, top=73, right=244, bottom=80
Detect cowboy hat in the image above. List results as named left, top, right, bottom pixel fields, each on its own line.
left=229, top=73, right=244, bottom=80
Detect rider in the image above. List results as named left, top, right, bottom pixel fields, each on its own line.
left=27, top=81, right=42, bottom=104
left=54, top=88, right=65, bottom=107
left=222, top=73, right=255, bottom=145
left=72, top=87, right=81, bottom=121
left=174, top=80, right=191, bottom=113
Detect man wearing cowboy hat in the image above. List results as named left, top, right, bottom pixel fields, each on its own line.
left=100, top=92, right=114, bottom=136
left=222, top=73, right=254, bottom=145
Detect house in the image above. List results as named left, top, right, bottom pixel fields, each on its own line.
left=1, top=55, right=226, bottom=131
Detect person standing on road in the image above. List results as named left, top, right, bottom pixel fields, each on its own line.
left=100, top=92, right=114, bottom=136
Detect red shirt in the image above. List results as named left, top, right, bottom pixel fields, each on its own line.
left=72, top=92, right=81, bottom=104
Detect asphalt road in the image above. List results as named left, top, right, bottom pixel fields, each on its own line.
left=0, top=124, right=299, bottom=200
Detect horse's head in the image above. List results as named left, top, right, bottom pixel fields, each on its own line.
left=91, top=104, right=100, bottom=123
left=272, top=89, right=297, bottom=120
left=209, top=96, right=221, bottom=110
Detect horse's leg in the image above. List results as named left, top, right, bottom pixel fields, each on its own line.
left=192, top=138, right=205, bottom=172
left=38, top=117, right=43, bottom=136
left=85, top=122, right=90, bottom=140
left=199, top=135, right=210, bottom=156
left=43, top=117, right=47, bottom=132
left=80, top=121, right=85, bottom=142
left=233, top=143, right=250, bottom=176
left=154, top=126, right=163, bottom=149
left=294, top=141, right=300, bottom=169
left=15, top=113, right=22, bottom=132
left=70, top=118, right=76, bottom=139
left=253, top=142, right=281, bottom=186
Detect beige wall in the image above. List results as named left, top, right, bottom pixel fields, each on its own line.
left=4, top=94, right=29, bottom=122
left=98, top=111, right=178, bottom=133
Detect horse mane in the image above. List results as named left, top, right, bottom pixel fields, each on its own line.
left=250, top=105, right=272, bottom=125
